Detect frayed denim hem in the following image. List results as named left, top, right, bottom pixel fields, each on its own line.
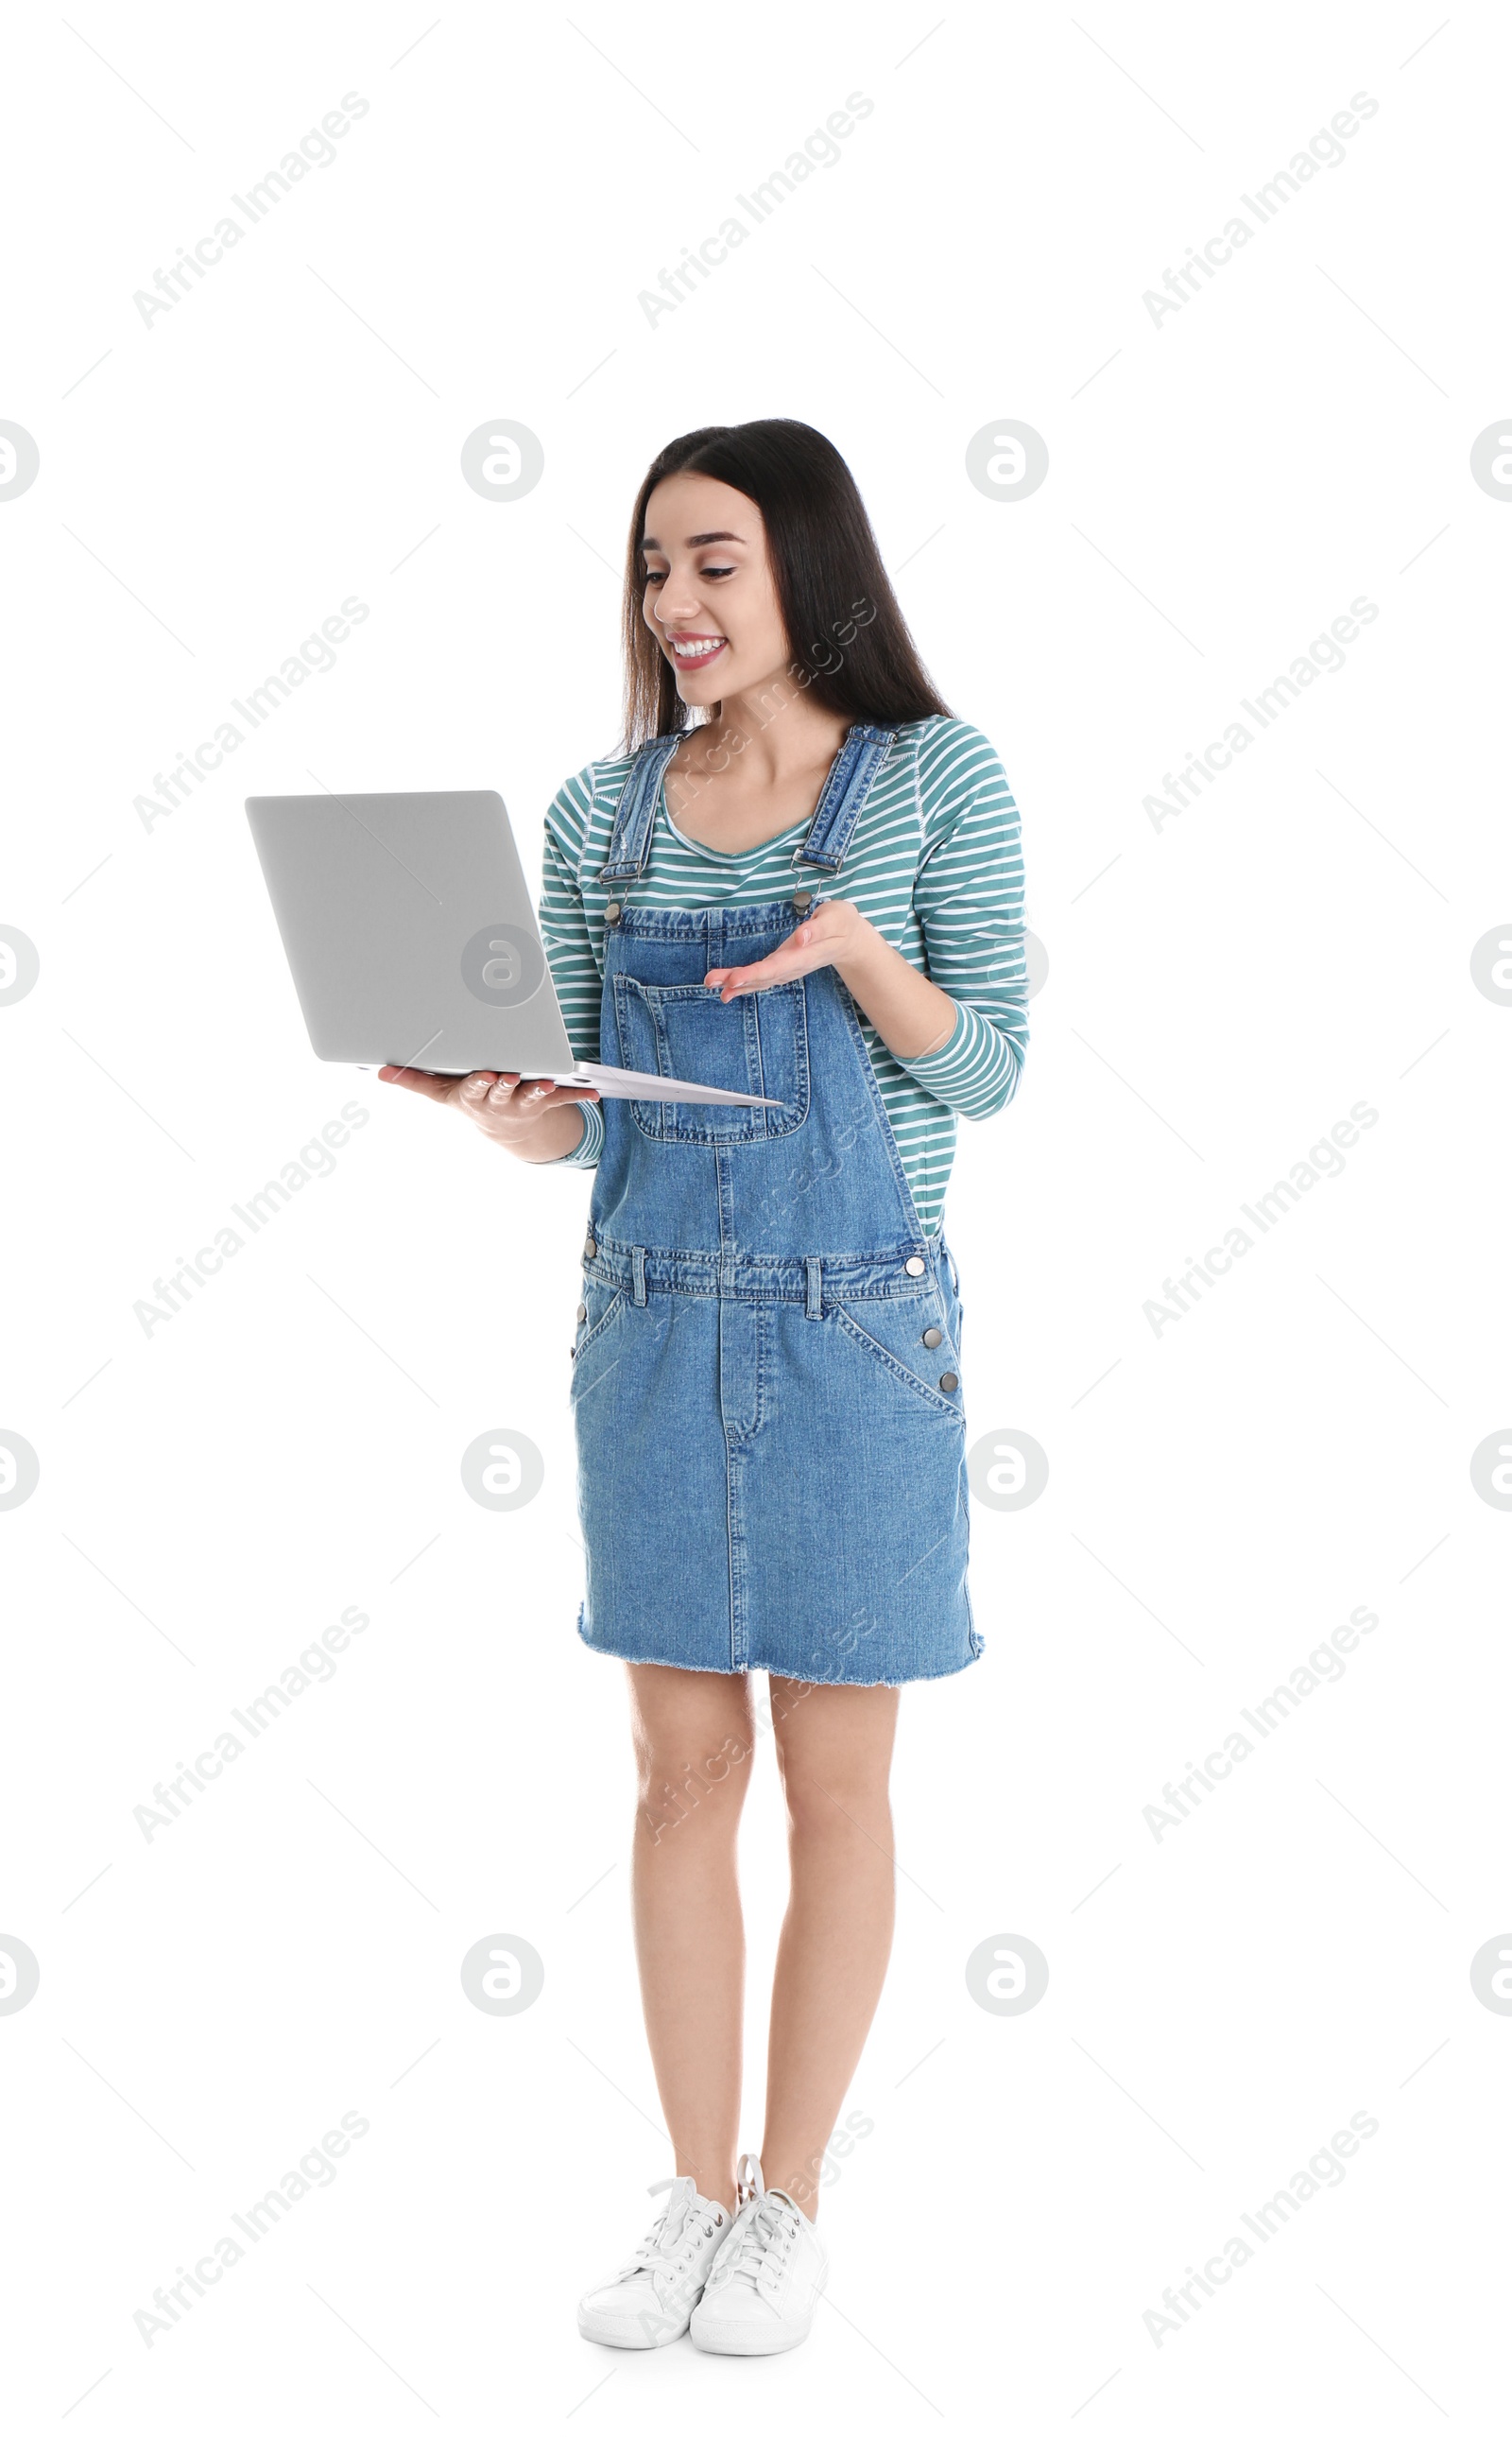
left=576, top=1605, right=984, bottom=1687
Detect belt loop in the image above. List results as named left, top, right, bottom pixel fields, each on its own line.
left=632, top=1246, right=647, bottom=1306
left=805, top=1257, right=823, bottom=1320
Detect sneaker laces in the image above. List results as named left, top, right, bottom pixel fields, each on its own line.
left=622, top=2180, right=723, bottom=2288
left=706, top=2189, right=801, bottom=2297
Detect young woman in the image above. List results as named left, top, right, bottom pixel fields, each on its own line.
left=382, top=419, right=1027, bottom=2356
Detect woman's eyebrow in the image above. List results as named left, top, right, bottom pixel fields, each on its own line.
left=640, top=529, right=747, bottom=551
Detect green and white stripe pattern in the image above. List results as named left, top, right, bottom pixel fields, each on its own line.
left=539, top=716, right=1027, bottom=1236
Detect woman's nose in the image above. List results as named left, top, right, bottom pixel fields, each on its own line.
left=654, top=574, right=700, bottom=623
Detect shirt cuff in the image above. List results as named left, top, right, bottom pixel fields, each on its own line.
left=551, top=1096, right=604, bottom=1168
left=894, top=1001, right=1018, bottom=1120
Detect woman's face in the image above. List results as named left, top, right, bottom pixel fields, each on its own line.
left=639, top=473, right=790, bottom=710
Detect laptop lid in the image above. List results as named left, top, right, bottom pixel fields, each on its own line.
left=245, top=789, right=576, bottom=1075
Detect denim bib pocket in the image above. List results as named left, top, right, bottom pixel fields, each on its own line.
left=610, top=973, right=810, bottom=1145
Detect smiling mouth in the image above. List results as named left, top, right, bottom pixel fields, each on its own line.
left=668, top=634, right=727, bottom=662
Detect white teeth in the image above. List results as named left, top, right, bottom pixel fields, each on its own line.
left=672, top=636, right=724, bottom=658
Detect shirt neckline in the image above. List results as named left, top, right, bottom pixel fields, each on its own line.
left=657, top=785, right=812, bottom=865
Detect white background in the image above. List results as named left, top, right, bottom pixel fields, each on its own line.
left=3, top=1, right=1508, bottom=2427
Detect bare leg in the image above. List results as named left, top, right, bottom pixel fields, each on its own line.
left=760, top=1676, right=901, bottom=2220
left=627, top=1663, right=757, bottom=2217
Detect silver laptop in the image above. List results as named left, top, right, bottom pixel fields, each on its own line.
left=244, top=788, right=778, bottom=1105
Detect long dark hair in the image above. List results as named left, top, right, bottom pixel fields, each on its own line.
left=620, top=419, right=951, bottom=750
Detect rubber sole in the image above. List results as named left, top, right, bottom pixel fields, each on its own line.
left=576, top=2299, right=692, bottom=2349
left=688, top=2260, right=828, bottom=2356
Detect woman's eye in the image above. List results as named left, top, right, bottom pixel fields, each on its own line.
left=641, top=562, right=733, bottom=584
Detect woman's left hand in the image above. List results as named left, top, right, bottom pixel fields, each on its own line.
left=704, top=898, right=872, bottom=1001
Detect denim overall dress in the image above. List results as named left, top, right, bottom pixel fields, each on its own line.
left=570, top=722, right=979, bottom=1686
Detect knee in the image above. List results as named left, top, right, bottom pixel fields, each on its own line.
left=778, top=1760, right=891, bottom=1845
left=635, top=1730, right=753, bottom=1844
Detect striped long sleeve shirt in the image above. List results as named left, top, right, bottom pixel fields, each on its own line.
left=539, top=716, right=1027, bottom=1235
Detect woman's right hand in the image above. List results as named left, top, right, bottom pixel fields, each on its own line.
left=378, top=1066, right=598, bottom=1162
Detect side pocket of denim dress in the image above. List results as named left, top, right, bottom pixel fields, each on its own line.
left=570, top=1278, right=626, bottom=1391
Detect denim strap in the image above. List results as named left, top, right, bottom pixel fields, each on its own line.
left=791, top=724, right=897, bottom=874
left=598, top=734, right=683, bottom=883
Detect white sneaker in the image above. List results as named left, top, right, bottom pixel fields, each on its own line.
left=689, top=2153, right=829, bottom=2355
left=576, top=2175, right=732, bottom=2348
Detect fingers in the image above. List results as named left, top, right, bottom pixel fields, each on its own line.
left=704, top=951, right=801, bottom=1002
left=454, top=1071, right=514, bottom=1119
left=458, top=1073, right=599, bottom=1119
left=381, top=1068, right=599, bottom=1119
left=706, top=917, right=826, bottom=998
left=460, top=1071, right=515, bottom=1113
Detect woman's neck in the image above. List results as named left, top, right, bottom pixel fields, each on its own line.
left=687, top=678, right=849, bottom=788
